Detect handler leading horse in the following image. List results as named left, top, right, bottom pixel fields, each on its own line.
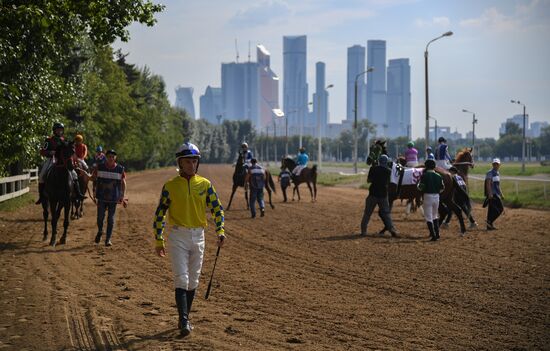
left=281, top=157, right=318, bottom=202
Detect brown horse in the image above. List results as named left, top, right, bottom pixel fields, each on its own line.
left=226, top=153, right=276, bottom=210
left=453, top=148, right=474, bottom=183
left=281, top=157, right=318, bottom=202
left=70, top=167, right=91, bottom=220
left=389, top=158, right=423, bottom=217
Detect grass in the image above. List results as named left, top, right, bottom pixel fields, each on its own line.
left=467, top=162, right=550, bottom=176
left=467, top=177, right=550, bottom=209
left=0, top=192, right=35, bottom=212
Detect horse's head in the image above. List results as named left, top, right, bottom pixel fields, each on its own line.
left=281, top=157, right=296, bottom=170
left=55, top=141, right=75, bottom=171
left=397, top=156, right=407, bottom=167
left=455, top=148, right=474, bottom=168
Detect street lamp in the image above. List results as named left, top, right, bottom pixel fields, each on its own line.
left=462, top=109, right=477, bottom=160
left=429, top=116, right=438, bottom=143
left=317, top=84, right=334, bottom=170
left=425, top=31, right=453, bottom=155
left=354, top=67, right=374, bottom=174
left=511, top=99, right=527, bottom=172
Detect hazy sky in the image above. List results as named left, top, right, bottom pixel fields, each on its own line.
left=114, top=0, right=550, bottom=139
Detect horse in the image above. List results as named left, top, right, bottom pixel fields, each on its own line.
left=41, top=141, right=76, bottom=246
left=70, top=167, right=91, bottom=220
left=281, top=157, right=318, bottom=202
left=226, top=153, right=276, bottom=210
left=452, top=148, right=474, bottom=183
left=388, top=158, right=423, bottom=218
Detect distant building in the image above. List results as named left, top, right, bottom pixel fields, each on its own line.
left=313, top=62, right=329, bottom=137
left=366, top=40, right=387, bottom=136
left=499, top=114, right=530, bottom=135
left=530, top=121, right=549, bottom=138
left=175, top=87, right=195, bottom=119
left=386, top=58, right=411, bottom=139
left=257, top=44, right=280, bottom=132
left=346, top=45, right=366, bottom=123
left=221, top=61, right=260, bottom=125
left=283, top=35, right=308, bottom=137
left=199, top=86, right=222, bottom=124
left=430, top=126, right=462, bottom=142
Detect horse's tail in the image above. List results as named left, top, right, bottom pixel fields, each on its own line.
left=267, top=171, right=276, bottom=193
left=311, top=165, right=318, bottom=181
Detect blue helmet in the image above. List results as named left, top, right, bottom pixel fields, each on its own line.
left=378, top=154, right=389, bottom=165
left=96, top=145, right=103, bottom=152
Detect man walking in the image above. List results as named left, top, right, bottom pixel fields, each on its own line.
left=153, top=142, right=225, bottom=337
left=91, top=149, right=126, bottom=246
left=360, top=155, right=398, bottom=237
left=484, top=158, right=504, bottom=230
left=246, top=158, right=266, bottom=218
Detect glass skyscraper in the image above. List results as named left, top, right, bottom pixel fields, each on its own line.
left=199, top=85, right=222, bottom=124
left=314, top=61, right=329, bottom=137
left=367, top=40, right=387, bottom=136
left=347, top=45, right=366, bottom=123
left=386, top=58, right=411, bottom=139
left=175, top=86, right=195, bottom=119
left=257, top=44, right=280, bottom=131
left=283, top=35, right=308, bottom=137
left=221, top=61, right=260, bottom=125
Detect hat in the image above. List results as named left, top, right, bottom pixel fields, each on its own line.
left=106, top=149, right=117, bottom=156
left=426, top=146, right=432, bottom=151
left=96, top=146, right=103, bottom=152
left=74, top=134, right=83, bottom=142
left=492, top=158, right=501, bottom=164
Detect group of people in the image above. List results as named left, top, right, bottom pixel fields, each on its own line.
left=37, top=122, right=127, bottom=247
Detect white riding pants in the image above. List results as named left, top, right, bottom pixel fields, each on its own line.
left=423, top=193, right=440, bottom=222
left=168, top=226, right=205, bottom=291
left=436, top=160, right=451, bottom=169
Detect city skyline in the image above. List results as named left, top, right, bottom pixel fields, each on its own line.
left=114, top=0, right=550, bottom=139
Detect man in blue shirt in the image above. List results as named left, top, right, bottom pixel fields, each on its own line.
left=484, top=158, right=504, bottom=230
left=293, top=147, right=309, bottom=177
left=246, top=158, right=266, bottom=218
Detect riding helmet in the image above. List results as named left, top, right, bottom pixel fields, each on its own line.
left=407, top=141, right=414, bottom=147
left=96, top=145, right=103, bottom=152
left=425, top=159, right=436, bottom=169
left=52, top=122, right=65, bottom=131
left=438, top=137, right=447, bottom=143
left=74, top=134, right=83, bottom=142
left=176, top=142, right=201, bottom=160
left=241, top=142, right=248, bottom=148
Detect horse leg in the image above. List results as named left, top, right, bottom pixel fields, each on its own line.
left=42, top=201, right=49, bottom=242
left=449, top=200, right=466, bottom=234
left=70, top=199, right=76, bottom=220
left=226, top=184, right=238, bottom=210
left=49, top=201, right=60, bottom=247
left=267, top=187, right=274, bottom=209
left=313, top=181, right=317, bottom=202
left=306, top=182, right=314, bottom=202
left=244, top=183, right=249, bottom=210
left=60, top=201, right=70, bottom=245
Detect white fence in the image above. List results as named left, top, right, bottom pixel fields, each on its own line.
left=0, top=168, right=38, bottom=203
left=469, top=175, right=550, bottom=200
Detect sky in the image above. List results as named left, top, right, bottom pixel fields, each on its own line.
left=114, top=0, right=550, bottom=139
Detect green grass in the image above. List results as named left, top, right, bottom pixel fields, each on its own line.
left=317, top=173, right=365, bottom=186
left=0, top=193, right=35, bottom=212
left=468, top=162, right=550, bottom=176
left=467, top=177, right=550, bottom=209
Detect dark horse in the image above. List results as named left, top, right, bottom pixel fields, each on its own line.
left=226, top=153, right=276, bottom=210
left=70, top=168, right=91, bottom=220
left=389, top=159, right=423, bottom=218
left=41, top=141, right=75, bottom=246
left=281, top=157, right=318, bottom=202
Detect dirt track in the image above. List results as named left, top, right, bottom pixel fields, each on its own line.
left=0, top=164, right=548, bottom=350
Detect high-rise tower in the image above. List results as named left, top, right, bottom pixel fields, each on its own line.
left=386, top=58, right=411, bottom=138
left=347, top=45, right=366, bottom=123
left=367, top=40, right=387, bottom=136
left=175, top=87, right=195, bottom=119
left=283, top=35, right=308, bottom=138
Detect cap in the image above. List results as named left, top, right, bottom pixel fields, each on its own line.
left=492, top=158, right=501, bottom=164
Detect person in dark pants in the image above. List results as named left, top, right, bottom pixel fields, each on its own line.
left=360, top=155, right=398, bottom=237
left=484, top=158, right=504, bottom=230
left=245, top=158, right=266, bottom=218
left=91, top=149, right=126, bottom=246
left=279, top=167, right=291, bottom=202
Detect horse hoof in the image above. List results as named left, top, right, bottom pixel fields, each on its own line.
left=49, top=240, right=56, bottom=247
left=60, top=237, right=67, bottom=245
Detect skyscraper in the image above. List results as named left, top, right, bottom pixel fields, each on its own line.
left=221, top=61, right=260, bottom=125
left=257, top=44, right=280, bottom=131
left=347, top=45, right=366, bottom=123
left=367, top=40, right=387, bottom=136
left=386, top=58, right=411, bottom=139
left=175, top=86, right=195, bottom=119
left=199, top=85, right=222, bottom=124
left=314, top=62, right=329, bottom=137
left=283, top=35, right=308, bottom=137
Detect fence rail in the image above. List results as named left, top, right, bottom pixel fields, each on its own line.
left=469, top=175, right=549, bottom=202
left=0, top=168, right=38, bottom=203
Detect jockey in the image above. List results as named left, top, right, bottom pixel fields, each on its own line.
left=404, top=141, right=419, bottom=167
left=240, top=142, right=253, bottom=171
left=293, top=147, right=309, bottom=177
left=435, top=137, right=452, bottom=169
left=36, top=122, right=66, bottom=204
left=73, top=134, right=89, bottom=171
left=426, top=146, right=435, bottom=161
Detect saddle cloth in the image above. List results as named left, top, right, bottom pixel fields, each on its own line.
left=390, top=164, right=424, bottom=185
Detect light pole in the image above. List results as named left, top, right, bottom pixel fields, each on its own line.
left=425, top=31, right=453, bottom=155
left=462, top=109, right=477, bottom=160
left=317, top=84, right=334, bottom=170
left=511, top=99, right=527, bottom=172
left=354, top=67, right=374, bottom=174
left=429, top=116, right=438, bottom=143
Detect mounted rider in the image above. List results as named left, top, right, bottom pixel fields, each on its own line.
left=404, top=141, right=419, bottom=167
left=425, top=146, right=435, bottom=161
left=36, top=122, right=84, bottom=203
left=239, top=142, right=254, bottom=173
left=73, top=134, right=89, bottom=171
left=292, top=147, right=309, bottom=177
left=435, top=137, right=452, bottom=169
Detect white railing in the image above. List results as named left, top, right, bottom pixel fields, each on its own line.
left=0, top=168, right=39, bottom=203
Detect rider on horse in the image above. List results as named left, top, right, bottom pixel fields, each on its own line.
left=73, top=134, right=89, bottom=171
left=240, top=142, right=254, bottom=172
left=435, top=137, right=452, bottom=169
left=426, top=146, right=435, bottom=161
left=292, top=147, right=309, bottom=177
left=404, top=141, right=419, bottom=167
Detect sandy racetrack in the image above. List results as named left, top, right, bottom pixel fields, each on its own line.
left=0, top=164, right=548, bottom=350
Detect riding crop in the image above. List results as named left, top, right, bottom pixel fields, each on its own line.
left=204, top=246, right=221, bottom=300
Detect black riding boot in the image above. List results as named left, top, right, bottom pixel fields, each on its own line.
left=35, top=183, right=45, bottom=205
left=175, top=288, right=191, bottom=337
left=186, top=289, right=196, bottom=330
left=433, top=220, right=440, bottom=240
left=427, top=221, right=437, bottom=241
left=74, top=182, right=86, bottom=200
